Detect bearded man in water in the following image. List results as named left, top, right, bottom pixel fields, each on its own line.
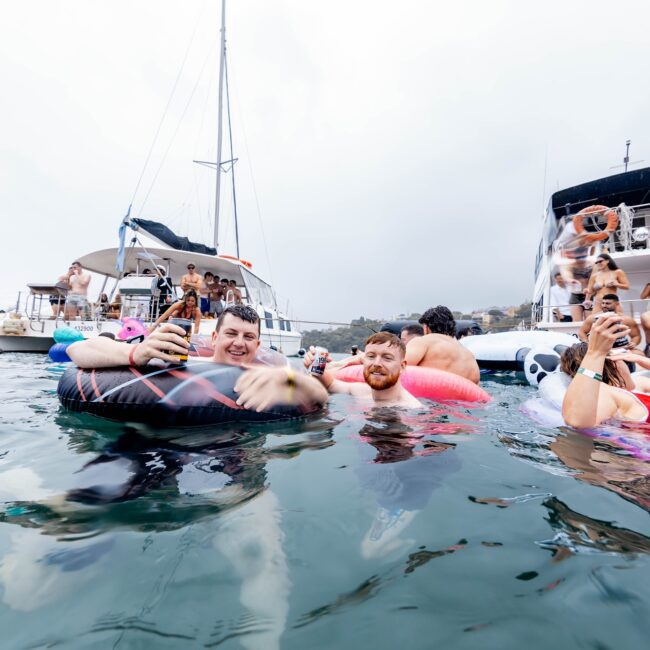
left=304, top=332, right=421, bottom=408
left=67, top=305, right=327, bottom=412
left=405, top=306, right=480, bottom=384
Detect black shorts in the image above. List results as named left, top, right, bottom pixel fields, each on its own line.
left=559, top=315, right=573, bottom=322
left=569, top=293, right=586, bottom=305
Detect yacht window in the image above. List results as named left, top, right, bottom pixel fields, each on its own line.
left=264, top=311, right=274, bottom=330
left=285, top=319, right=291, bottom=332
left=241, top=268, right=275, bottom=306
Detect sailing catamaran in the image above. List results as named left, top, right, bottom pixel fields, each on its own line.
left=0, top=0, right=302, bottom=356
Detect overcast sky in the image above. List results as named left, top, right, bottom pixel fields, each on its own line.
left=2, top=0, right=650, bottom=325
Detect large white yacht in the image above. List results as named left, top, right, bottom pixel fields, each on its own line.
left=532, top=166, right=650, bottom=335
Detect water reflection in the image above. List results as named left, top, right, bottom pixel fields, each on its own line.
left=354, top=406, right=471, bottom=558
left=0, top=420, right=335, bottom=650
left=539, top=496, right=650, bottom=557
left=550, top=430, right=650, bottom=511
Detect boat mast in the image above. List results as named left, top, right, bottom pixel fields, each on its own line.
left=213, top=0, right=227, bottom=251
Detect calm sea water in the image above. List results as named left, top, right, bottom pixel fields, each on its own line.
left=0, top=353, right=649, bottom=649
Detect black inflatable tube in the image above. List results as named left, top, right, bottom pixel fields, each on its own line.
left=57, top=362, right=319, bottom=426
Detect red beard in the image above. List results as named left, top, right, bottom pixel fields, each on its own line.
left=363, top=365, right=400, bottom=390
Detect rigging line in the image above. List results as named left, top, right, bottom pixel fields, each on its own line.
left=136, top=40, right=217, bottom=220
left=228, top=52, right=275, bottom=292
left=223, top=46, right=240, bottom=258
left=128, top=1, right=207, bottom=208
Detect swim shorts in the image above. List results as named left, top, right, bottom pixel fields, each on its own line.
left=569, top=293, right=586, bottom=305
left=66, top=293, right=87, bottom=307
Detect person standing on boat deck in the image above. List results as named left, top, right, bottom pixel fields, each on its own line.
left=550, top=272, right=573, bottom=322
left=578, top=294, right=640, bottom=348
left=64, top=261, right=91, bottom=320
left=562, top=253, right=592, bottom=322
left=200, top=272, right=215, bottom=316
left=584, top=253, right=629, bottom=313
left=400, top=324, right=424, bottom=344
left=49, top=266, right=72, bottom=318
left=155, top=266, right=173, bottom=318
left=405, top=306, right=481, bottom=385
left=67, top=305, right=328, bottom=412
left=210, top=275, right=225, bottom=316
left=229, top=279, right=243, bottom=305
left=180, top=263, right=202, bottom=295
left=304, top=332, right=421, bottom=408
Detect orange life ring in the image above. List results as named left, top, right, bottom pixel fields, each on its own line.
left=219, top=255, right=253, bottom=269
left=572, top=205, right=618, bottom=243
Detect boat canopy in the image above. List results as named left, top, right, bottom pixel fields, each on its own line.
left=551, top=166, right=650, bottom=218
left=76, top=246, right=267, bottom=289
left=131, top=219, right=217, bottom=256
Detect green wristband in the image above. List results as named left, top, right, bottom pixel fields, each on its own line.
left=577, top=367, right=603, bottom=382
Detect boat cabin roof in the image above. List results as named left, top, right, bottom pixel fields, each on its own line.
left=76, top=247, right=267, bottom=288
left=551, top=166, right=650, bottom=218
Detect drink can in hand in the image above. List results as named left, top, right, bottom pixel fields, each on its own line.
left=309, top=347, right=328, bottom=376
left=168, top=318, right=192, bottom=363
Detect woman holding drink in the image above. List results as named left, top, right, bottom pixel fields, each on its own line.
left=149, top=289, right=201, bottom=334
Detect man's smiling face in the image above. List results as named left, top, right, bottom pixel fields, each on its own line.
left=362, top=341, right=405, bottom=390
left=212, top=313, right=260, bottom=366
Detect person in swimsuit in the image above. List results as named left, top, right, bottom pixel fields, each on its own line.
left=562, top=254, right=593, bottom=322
left=585, top=253, right=629, bottom=313
left=562, top=314, right=650, bottom=427
left=149, top=289, right=202, bottom=333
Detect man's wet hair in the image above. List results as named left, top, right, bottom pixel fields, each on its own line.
left=204, top=271, right=214, bottom=278
left=216, top=304, right=260, bottom=334
left=401, top=324, right=424, bottom=338
left=365, top=331, right=406, bottom=356
left=419, top=306, right=456, bottom=337
left=602, top=293, right=619, bottom=301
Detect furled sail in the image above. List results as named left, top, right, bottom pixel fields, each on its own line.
left=131, top=218, right=217, bottom=256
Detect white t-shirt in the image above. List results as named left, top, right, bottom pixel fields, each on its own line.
left=550, top=283, right=572, bottom=317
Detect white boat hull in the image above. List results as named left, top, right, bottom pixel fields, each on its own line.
left=0, top=317, right=303, bottom=356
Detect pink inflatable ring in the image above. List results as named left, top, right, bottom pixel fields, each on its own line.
left=334, top=365, right=491, bottom=404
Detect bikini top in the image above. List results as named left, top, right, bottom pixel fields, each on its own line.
left=627, top=391, right=650, bottom=423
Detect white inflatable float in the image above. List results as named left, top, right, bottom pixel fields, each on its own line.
left=461, top=331, right=577, bottom=385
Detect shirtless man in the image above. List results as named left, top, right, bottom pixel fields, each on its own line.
left=405, top=306, right=480, bottom=384
left=180, top=263, right=202, bottom=295
left=64, top=261, right=91, bottom=320
left=229, top=280, right=243, bottom=305
left=400, top=324, right=424, bottom=344
left=578, top=294, right=640, bottom=349
left=304, top=332, right=421, bottom=408
left=200, top=272, right=215, bottom=316
left=67, top=305, right=328, bottom=412
left=50, top=266, right=72, bottom=318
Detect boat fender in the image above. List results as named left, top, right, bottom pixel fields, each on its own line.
left=53, top=327, right=85, bottom=344
left=1, top=319, right=26, bottom=336
left=57, top=362, right=318, bottom=426
left=334, top=365, right=491, bottom=403
left=524, top=346, right=561, bottom=387
left=48, top=343, right=72, bottom=363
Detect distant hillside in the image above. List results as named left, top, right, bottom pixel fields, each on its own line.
left=300, top=304, right=532, bottom=353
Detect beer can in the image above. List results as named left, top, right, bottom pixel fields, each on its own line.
left=169, top=318, right=192, bottom=363
left=309, top=346, right=328, bottom=376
